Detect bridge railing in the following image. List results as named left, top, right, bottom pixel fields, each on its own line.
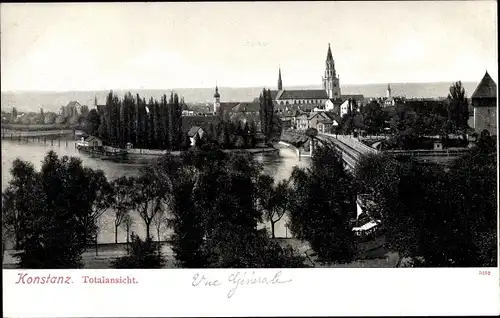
left=383, top=148, right=471, bottom=158
left=321, top=133, right=379, bottom=155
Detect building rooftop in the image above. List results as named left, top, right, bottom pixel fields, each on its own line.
left=187, top=126, right=202, bottom=137
left=471, top=71, right=497, bottom=99
left=341, top=94, right=364, bottom=101
left=276, top=89, right=329, bottom=100
left=231, top=102, right=260, bottom=113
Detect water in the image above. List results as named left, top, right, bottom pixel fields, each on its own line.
left=1, top=139, right=310, bottom=244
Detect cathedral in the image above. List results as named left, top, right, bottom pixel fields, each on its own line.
left=209, top=43, right=364, bottom=130
left=271, top=43, right=364, bottom=112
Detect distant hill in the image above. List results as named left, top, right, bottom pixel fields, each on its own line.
left=0, top=81, right=479, bottom=113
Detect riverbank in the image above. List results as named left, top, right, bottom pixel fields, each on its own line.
left=1, top=129, right=75, bottom=139
left=2, top=237, right=399, bottom=269
left=97, top=145, right=279, bottom=160
left=1, top=123, right=74, bottom=131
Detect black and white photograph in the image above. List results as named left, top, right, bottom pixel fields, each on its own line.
left=1, top=2, right=498, bottom=310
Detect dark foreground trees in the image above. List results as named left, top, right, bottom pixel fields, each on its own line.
left=288, top=145, right=357, bottom=262
left=110, top=234, right=165, bottom=269
left=3, top=151, right=111, bottom=268
left=355, top=135, right=497, bottom=267
left=161, top=146, right=305, bottom=268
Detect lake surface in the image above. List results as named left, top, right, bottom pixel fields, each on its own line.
left=1, top=139, right=310, bottom=244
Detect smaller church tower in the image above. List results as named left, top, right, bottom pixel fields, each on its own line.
left=278, top=67, right=283, bottom=91
left=213, top=85, right=221, bottom=114
left=386, top=84, right=392, bottom=99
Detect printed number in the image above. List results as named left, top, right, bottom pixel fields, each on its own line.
left=479, top=270, right=491, bottom=275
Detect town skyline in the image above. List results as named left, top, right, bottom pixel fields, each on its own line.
left=1, top=1, right=497, bottom=92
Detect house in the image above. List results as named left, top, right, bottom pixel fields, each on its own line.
left=182, top=110, right=195, bottom=116
left=227, top=102, right=261, bottom=129
left=308, top=111, right=340, bottom=133
left=85, top=136, right=103, bottom=148
left=60, top=101, right=84, bottom=117
left=280, top=108, right=303, bottom=129
left=324, top=98, right=344, bottom=113
left=295, top=113, right=310, bottom=130
left=340, top=99, right=360, bottom=117
left=187, top=126, right=205, bottom=146
left=471, top=71, right=497, bottom=135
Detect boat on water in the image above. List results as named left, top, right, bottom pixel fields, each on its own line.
left=100, top=150, right=128, bottom=161
left=76, top=143, right=128, bottom=161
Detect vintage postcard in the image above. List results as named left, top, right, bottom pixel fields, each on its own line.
left=1, top=1, right=499, bottom=317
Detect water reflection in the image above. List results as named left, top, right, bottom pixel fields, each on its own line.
left=1, top=140, right=310, bottom=243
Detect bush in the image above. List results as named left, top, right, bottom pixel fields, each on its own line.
left=110, top=234, right=165, bottom=268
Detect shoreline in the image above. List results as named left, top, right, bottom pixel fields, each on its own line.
left=1, top=124, right=75, bottom=132
left=94, top=145, right=279, bottom=159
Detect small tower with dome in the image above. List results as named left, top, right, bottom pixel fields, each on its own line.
left=213, top=84, right=221, bottom=114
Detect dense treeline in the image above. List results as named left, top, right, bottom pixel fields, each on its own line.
left=335, top=81, right=473, bottom=146
left=288, top=145, right=356, bottom=262
left=91, top=91, right=184, bottom=150
left=2, top=152, right=112, bottom=268
left=3, top=133, right=496, bottom=268
left=355, top=133, right=497, bottom=266
left=2, top=147, right=306, bottom=268
left=200, top=120, right=258, bottom=149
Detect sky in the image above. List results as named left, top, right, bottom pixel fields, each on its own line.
left=1, top=1, right=497, bottom=91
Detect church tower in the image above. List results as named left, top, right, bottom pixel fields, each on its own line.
left=213, top=85, right=220, bottom=114
left=386, top=84, right=392, bottom=98
left=278, top=67, right=283, bottom=90
left=322, top=43, right=341, bottom=99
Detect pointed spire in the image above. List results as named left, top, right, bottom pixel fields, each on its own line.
left=278, top=66, right=283, bottom=90
left=326, top=43, right=333, bottom=62
left=214, top=83, right=220, bottom=98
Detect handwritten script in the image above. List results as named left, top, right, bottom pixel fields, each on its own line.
left=191, top=270, right=292, bottom=298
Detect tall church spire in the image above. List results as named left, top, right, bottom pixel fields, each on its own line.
left=322, top=43, right=340, bottom=99
left=326, top=43, right=334, bottom=63
left=278, top=67, right=283, bottom=90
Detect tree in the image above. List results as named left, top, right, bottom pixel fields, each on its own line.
left=288, top=145, right=356, bottom=262
left=121, top=213, right=134, bottom=253
left=152, top=209, right=168, bottom=254
left=110, top=233, right=165, bottom=268
left=167, top=147, right=305, bottom=268
left=361, top=101, right=385, bottom=134
left=447, top=81, right=469, bottom=131
left=259, top=89, right=275, bottom=144
left=2, top=188, right=21, bottom=250
left=256, top=175, right=290, bottom=238
left=12, top=107, right=17, bottom=122
left=5, top=151, right=112, bottom=268
left=39, top=107, right=45, bottom=124
left=85, top=109, right=101, bottom=136
left=131, top=165, right=168, bottom=239
left=87, top=169, right=114, bottom=255
left=355, top=143, right=497, bottom=267
left=168, top=165, right=207, bottom=268
left=110, top=176, right=134, bottom=244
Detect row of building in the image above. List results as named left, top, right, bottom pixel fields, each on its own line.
left=88, top=43, right=497, bottom=138
left=189, top=44, right=370, bottom=134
